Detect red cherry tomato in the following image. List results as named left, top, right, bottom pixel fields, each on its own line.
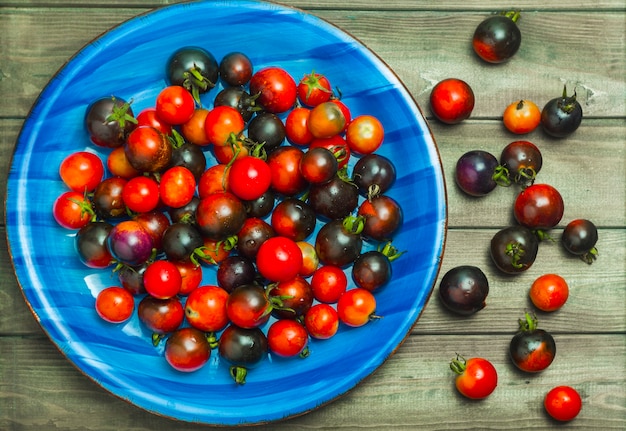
left=124, top=126, right=172, bottom=173
left=121, top=176, right=160, bottom=213
left=297, top=71, right=333, bottom=107
left=544, top=386, right=582, bottom=422
left=450, top=355, right=498, bottom=399
left=529, top=274, right=569, bottom=312
left=155, top=85, right=195, bottom=125
left=267, top=319, right=309, bottom=357
left=180, top=108, right=211, bottom=146
left=174, top=261, right=203, bottom=296
left=228, top=156, right=272, bottom=201
left=503, top=99, right=541, bottom=134
left=53, top=191, right=94, bottom=229
left=304, top=303, right=339, bottom=340
left=285, top=107, right=314, bottom=146
left=429, top=78, right=475, bottom=124
left=95, top=286, right=134, bottom=323
left=136, top=107, right=173, bottom=135
left=336, top=288, right=378, bottom=327
left=184, top=285, right=230, bottom=332
left=514, top=183, right=564, bottom=230
left=204, top=105, right=245, bottom=147
left=307, top=101, right=346, bottom=139
left=164, top=327, right=211, bottom=372
left=256, top=236, right=303, bottom=282
left=159, top=166, right=196, bottom=209
left=249, top=66, right=297, bottom=114
left=143, top=260, right=182, bottom=299
left=311, top=265, right=347, bottom=303
left=345, top=115, right=384, bottom=155
left=59, top=151, right=105, bottom=193
left=296, top=241, right=319, bottom=277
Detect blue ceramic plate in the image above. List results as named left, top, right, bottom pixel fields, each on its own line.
left=6, top=0, right=446, bottom=425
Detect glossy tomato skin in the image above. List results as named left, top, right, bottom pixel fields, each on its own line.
left=121, top=176, right=160, bottom=213
left=228, top=156, right=272, bottom=201
left=308, top=174, right=359, bottom=221
left=124, top=126, right=172, bottom=173
left=357, top=195, right=403, bottom=241
left=529, top=274, right=569, bottom=312
left=268, top=276, right=314, bottom=319
left=307, top=101, right=346, bottom=139
left=134, top=210, right=170, bottom=252
left=490, top=225, right=539, bottom=274
left=267, top=319, right=309, bottom=357
left=226, top=284, right=272, bottom=328
left=510, top=313, right=556, bottom=373
left=159, top=166, right=197, bottom=209
left=256, top=236, right=303, bottom=282
left=168, top=141, right=207, bottom=182
left=161, top=222, right=204, bottom=263
left=138, top=295, right=185, bottom=335
left=53, top=191, right=93, bottom=230
left=299, top=146, right=338, bottom=184
left=297, top=71, right=332, bottom=107
left=93, top=176, right=127, bottom=219
left=266, top=146, right=308, bottom=196
left=311, top=264, right=347, bottom=303
left=155, top=85, right=196, bottom=125
left=195, top=192, right=247, bottom=241
left=185, top=285, right=230, bottom=332
left=107, top=146, right=141, bottom=179
left=216, top=255, right=257, bottom=293
left=337, top=288, right=378, bottom=327
left=544, top=386, right=582, bottom=422
left=455, top=150, right=499, bottom=196
left=271, top=198, right=317, bottom=242
left=236, top=217, right=275, bottom=260
left=247, top=112, right=286, bottom=153
left=352, top=153, right=396, bottom=196
left=503, top=99, right=541, bottom=134
left=285, top=107, right=314, bottom=146
left=107, top=220, right=154, bottom=266
left=514, top=183, right=564, bottom=230
left=438, top=265, right=489, bottom=315
left=249, top=66, right=297, bottom=114
left=85, top=96, right=136, bottom=148
left=165, top=327, right=211, bottom=372
left=75, top=221, right=114, bottom=268
left=472, top=12, right=522, bottom=63
left=499, top=140, right=542, bottom=186
left=59, top=151, right=105, bottom=193
left=219, top=51, right=253, bottom=87
left=143, top=259, right=182, bottom=299
left=297, top=241, right=319, bottom=277
left=430, top=78, right=475, bottom=124
left=562, top=219, right=598, bottom=263
left=450, top=355, right=498, bottom=399
left=541, top=87, right=583, bottom=138
left=136, top=107, right=172, bottom=135
left=345, top=114, right=384, bottom=155
left=304, top=303, right=339, bottom=339
left=218, top=325, right=268, bottom=384
left=204, top=105, right=246, bottom=147
left=315, top=218, right=363, bottom=267
left=352, top=250, right=392, bottom=292
left=95, top=286, right=134, bottom=323
left=167, top=46, right=218, bottom=101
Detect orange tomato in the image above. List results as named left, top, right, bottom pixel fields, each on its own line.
left=503, top=99, right=541, bottom=134
left=529, top=273, right=569, bottom=312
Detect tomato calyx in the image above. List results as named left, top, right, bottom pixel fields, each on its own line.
left=378, top=240, right=405, bottom=262
left=518, top=311, right=539, bottom=333
left=192, top=236, right=238, bottom=265
left=557, top=85, right=579, bottom=114
left=505, top=241, right=526, bottom=269
left=67, top=193, right=97, bottom=222
left=449, top=353, right=469, bottom=375
left=500, top=10, right=521, bottom=23
left=342, top=215, right=366, bottom=236
left=300, top=70, right=333, bottom=100
left=229, top=365, right=249, bottom=385
left=105, top=96, right=138, bottom=130
left=182, top=65, right=216, bottom=106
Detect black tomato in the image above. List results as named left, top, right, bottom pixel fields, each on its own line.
left=490, top=225, right=539, bottom=274
left=166, top=46, right=218, bottom=104
left=85, top=96, right=136, bottom=148
left=562, top=218, right=599, bottom=264
left=541, top=86, right=583, bottom=138
left=117, top=262, right=148, bottom=295
left=499, top=140, right=542, bottom=187
left=75, top=221, right=113, bottom=268
left=226, top=284, right=273, bottom=329
left=168, top=196, right=200, bottom=224
left=357, top=194, right=403, bottom=241
left=308, top=174, right=359, bottom=220
left=236, top=217, right=275, bottom=260
left=216, top=255, right=257, bottom=293
left=219, top=51, right=254, bottom=87
left=315, top=216, right=364, bottom=267
left=218, top=325, right=268, bottom=385
left=213, top=86, right=258, bottom=123
left=247, top=112, right=286, bottom=153
left=92, top=177, right=127, bottom=219
left=195, top=192, right=247, bottom=241
left=352, top=153, right=396, bottom=196
left=438, top=265, right=489, bottom=315
left=268, top=276, right=314, bottom=319
left=509, top=312, right=556, bottom=373
left=161, top=222, right=204, bottom=263
left=168, top=141, right=207, bottom=182
left=243, top=189, right=276, bottom=218
left=165, top=327, right=212, bottom=372
left=138, top=295, right=185, bottom=340
left=107, top=220, right=154, bottom=266
left=472, top=11, right=522, bottom=63
left=455, top=150, right=500, bottom=196
left=271, top=198, right=317, bottom=242
left=352, top=246, right=398, bottom=292
left=299, top=146, right=338, bottom=185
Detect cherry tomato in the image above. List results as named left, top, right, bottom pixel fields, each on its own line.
left=249, top=66, right=297, bottom=114
left=455, top=150, right=500, bottom=197
left=450, top=355, right=498, bottom=399
left=267, top=319, right=309, bottom=357
left=503, top=99, right=541, bottom=134
left=226, top=284, right=272, bottom=329
left=173, top=260, right=203, bottom=295
left=92, top=176, right=127, bottom=219
left=541, top=86, right=583, bottom=138
left=121, top=176, right=160, bottom=213
left=285, top=106, right=314, bottom=146
left=133, top=210, right=170, bottom=252
left=509, top=312, right=556, bottom=373
left=544, top=386, right=582, bottom=422
left=107, top=146, right=141, bottom=179
left=138, top=295, right=184, bottom=336
left=124, top=126, right=172, bottom=173
left=311, top=264, right=347, bottom=303
left=136, top=107, right=172, bottom=135
left=270, top=198, right=317, bottom=242
left=472, top=11, right=522, bottom=63
left=164, top=327, right=211, bottom=372
left=337, top=288, right=378, bottom=327
left=299, top=146, right=338, bottom=184
left=490, top=225, right=539, bottom=274
left=159, top=166, right=197, bottom=209
left=53, top=191, right=94, bottom=230
left=309, top=135, right=351, bottom=169
left=143, top=259, right=182, bottom=299
left=307, top=101, right=346, bottom=139
left=195, top=191, right=246, bottom=241
left=352, top=249, right=394, bottom=292
left=297, top=71, right=332, bottom=107
left=268, top=276, right=314, bottom=319
left=107, top=220, right=154, bottom=266
left=315, top=217, right=363, bottom=267
left=95, top=286, right=134, bottom=323
left=562, top=218, right=599, bottom=264
left=247, top=112, right=286, bottom=153
left=218, top=325, right=268, bottom=384
left=429, top=78, right=475, bottom=124
left=185, top=285, right=230, bottom=332
left=204, top=105, right=246, bottom=147
left=212, top=138, right=249, bottom=165
left=499, top=140, right=542, bottom=187
left=514, top=183, right=564, bottom=230
left=59, top=151, right=105, bottom=193
left=216, top=255, right=256, bottom=293
left=439, top=265, right=489, bottom=315
left=167, top=46, right=218, bottom=104
left=85, top=95, right=136, bottom=148
left=296, top=241, right=319, bottom=277
left=155, top=85, right=196, bottom=125
left=198, top=163, right=229, bottom=198
left=357, top=194, right=403, bottom=241
left=236, top=217, right=275, bottom=260
left=256, top=236, right=303, bottom=282
left=75, top=221, right=114, bottom=269
left=329, top=99, right=352, bottom=131
left=529, top=274, right=569, bottom=312
left=345, top=115, right=384, bottom=155
left=266, top=145, right=308, bottom=196
left=228, top=156, right=272, bottom=201
left=304, top=303, right=339, bottom=340
left=180, top=108, right=211, bottom=146
left=219, top=51, right=253, bottom=87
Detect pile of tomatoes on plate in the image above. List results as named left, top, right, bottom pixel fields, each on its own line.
left=53, top=47, right=404, bottom=384
left=430, top=10, right=592, bottom=422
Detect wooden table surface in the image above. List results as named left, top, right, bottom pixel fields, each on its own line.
left=1, top=1, right=625, bottom=429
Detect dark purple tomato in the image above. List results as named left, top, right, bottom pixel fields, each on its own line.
left=268, top=276, right=314, bottom=319
left=85, top=96, right=136, bottom=148
left=472, top=11, right=522, bottom=63
left=213, top=86, right=258, bottom=123
left=247, top=112, right=286, bottom=153
left=118, top=262, right=148, bottom=295
left=219, top=51, right=253, bottom=87
left=352, top=250, right=393, bottom=292
left=352, top=153, right=396, bottom=196
left=168, top=196, right=200, bottom=224
left=357, top=195, right=403, bottom=241
left=541, top=86, right=583, bottom=138
left=499, top=140, right=542, bottom=187
left=92, top=177, right=127, bottom=219
left=75, top=221, right=114, bottom=268
left=218, top=325, right=268, bottom=384
left=490, top=225, right=539, bottom=274
left=138, top=295, right=185, bottom=337
left=510, top=312, right=556, bottom=373
left=315, top=217, right=363, bottom=267
left=195, top=192, right=247, bottom=241
left=562, top=218, right=599, bottom=263
left=271, top=198, right=317, bottom=242
left=134, top=210, right=170, bottom=253
left=107, top=220, right=154, bottom=266
left=165, top=327, right=211, bottom=372
left=299, top=146, right=338, bottom=185
left=236, top=217, right=275, bottom=260
left=161, top=222, right=204, bottom=263
left=438, top=265, right=489, bottom=315
left=168, top=141, right=207, bottom=182
left=308, top=174, right=359, bottom=220
left=243, top=189, right=276, bottom=218
left=455, top=150, right=499, bottom=197
left=216, top=255, right=257, bottom=293
left=166, top=46, right=218, bottom=103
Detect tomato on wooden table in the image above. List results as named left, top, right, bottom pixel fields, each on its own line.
left=450, top=354, right=498, bottom=399
left=503, top=99, right=541, bottom=134
left=544, top=386, right=582, bottom=422
left=429, top=78, right=475, bottom=124
left=529, top=274, right=569, bottom=312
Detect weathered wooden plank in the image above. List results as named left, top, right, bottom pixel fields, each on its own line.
left=3, top=227, right=624, bottom=336
left=1, top=9, right=624, bottom=118
left=1, top=333, right=624, bottom=430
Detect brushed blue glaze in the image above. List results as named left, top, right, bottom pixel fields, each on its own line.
left=5, top=0, right=447, bottom=425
